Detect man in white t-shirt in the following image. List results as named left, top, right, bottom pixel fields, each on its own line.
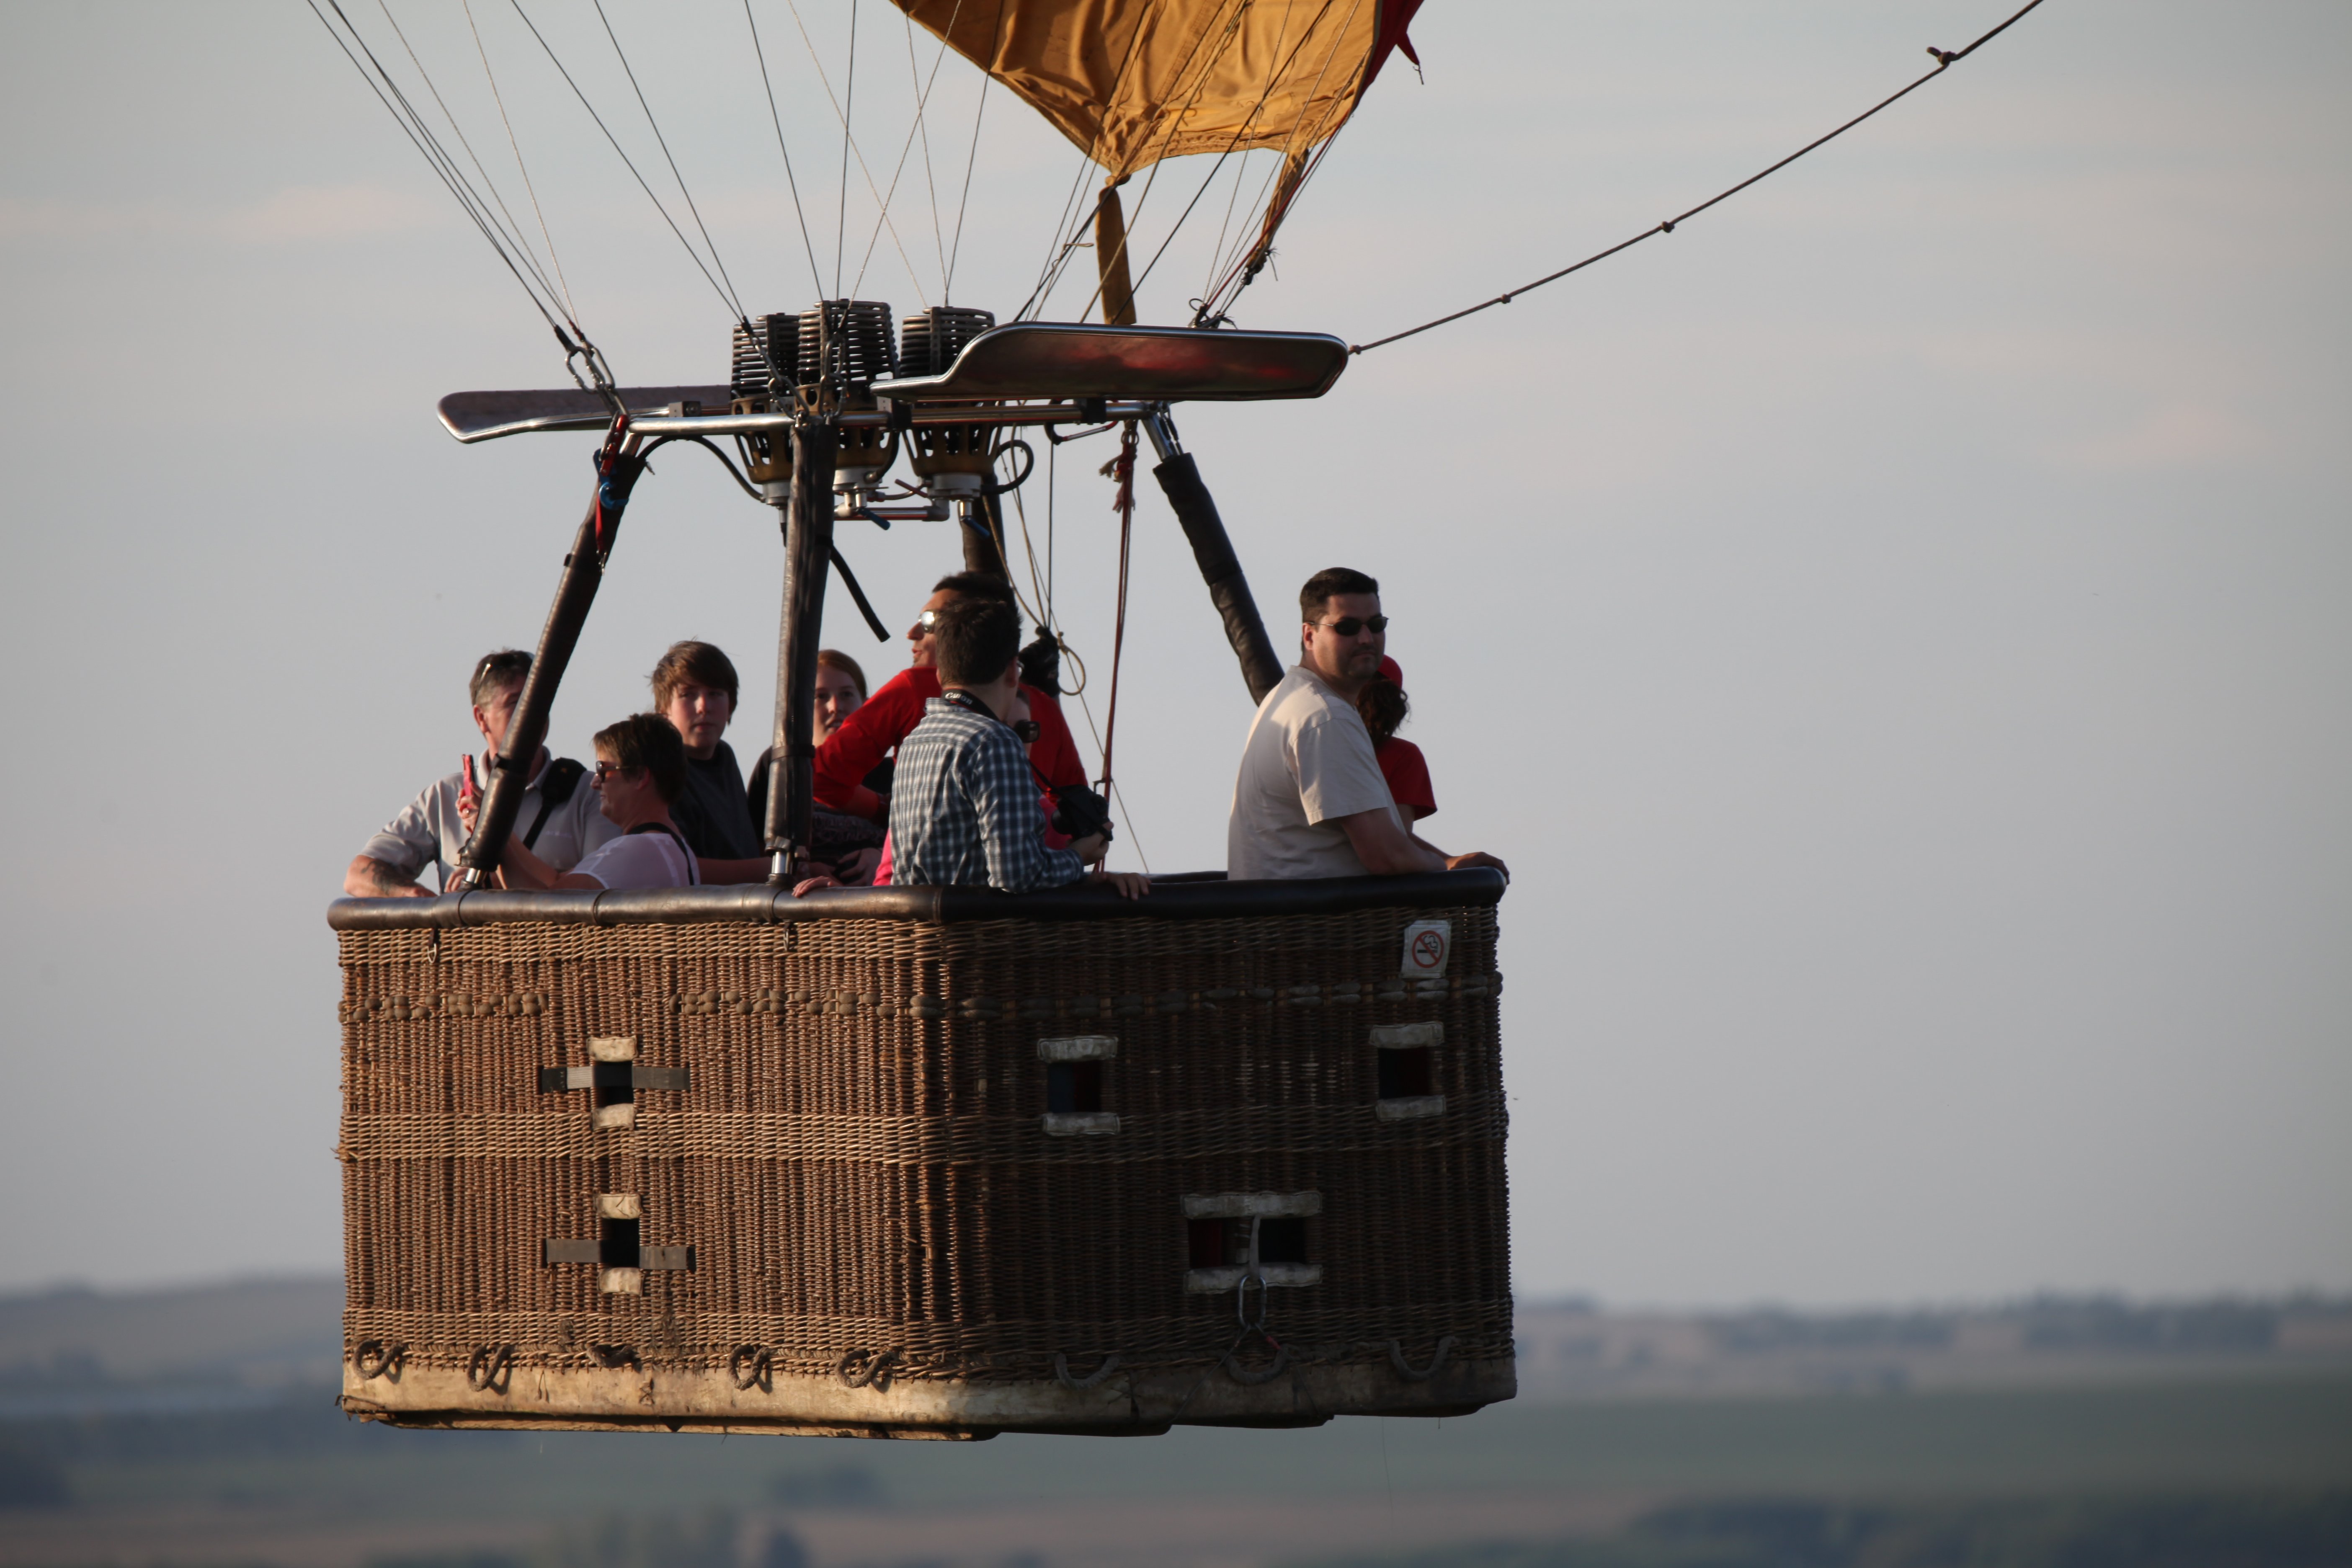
left=1228, top=567, right=1508, bottom=882
left=494, top=714, right=700, bottom=891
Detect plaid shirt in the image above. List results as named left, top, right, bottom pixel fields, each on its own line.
left=889, top=697, right=1086, bottom=893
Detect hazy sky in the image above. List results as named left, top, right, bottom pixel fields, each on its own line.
left=2, top=1, right=2345, bottom=1307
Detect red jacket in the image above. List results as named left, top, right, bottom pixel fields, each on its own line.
left=815, top=665, right=1088, bottom=820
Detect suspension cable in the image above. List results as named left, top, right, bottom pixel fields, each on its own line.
left=371, top=0, right=570, bottom=321
left=303, top=0, right=587, bottom=367
left=781, top=0, right=930, bottom=306
left=850, top=0, right=968, bottom=297
left=1186, top=0, right=1369, bottom=323
left=591, top=0, right=749, bottom=321
left=1351, top=0, right=2050, bottom=357
left=1061, top=0, right=1261, bottom=323
left=906, top=10, right=949, bottom=288
left=505, top=0, right=745, bottom=323
left=944, top=4, right=999, bottom=303
left=835, top=0, right=855, bottom=295
left=464, top=0, right=582, bottom=328
left=1016, top=0, right=1168, bottom=320
left=743, top=0, right=826, bottom=298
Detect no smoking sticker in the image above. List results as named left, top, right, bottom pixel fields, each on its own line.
left=1400, top=919, right=1452, bottom=978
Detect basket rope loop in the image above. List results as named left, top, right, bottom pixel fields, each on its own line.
left=1052, top=1351, right=1123, bottom=1390
left=465, top=1344, right=516, bottom=1393
left=1387, top=1335, right=1457, bottom=1383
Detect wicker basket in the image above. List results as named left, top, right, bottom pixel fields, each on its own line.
left=332, top=872, right=1511, bottom=1436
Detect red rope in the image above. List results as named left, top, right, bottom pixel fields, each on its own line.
left=1098, top=420, right=1138, bottom=792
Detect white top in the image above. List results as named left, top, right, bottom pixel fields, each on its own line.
left=359, top=751, right=619, bottom=892
left=1227, top=664, right=1401, bottom=880
left=570, top=828, right=699, bottom=890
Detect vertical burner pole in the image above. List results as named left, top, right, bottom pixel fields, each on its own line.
left=766, top=417, right=838, bottom=881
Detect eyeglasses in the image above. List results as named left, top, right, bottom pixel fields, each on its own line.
left=593, top=761, right=631, bottom=783
left=913, top=609, right=942, bottom=634
left=1011, top=718, right=1041, bottom=743
left=1312, top=614, right=1388, bottom=637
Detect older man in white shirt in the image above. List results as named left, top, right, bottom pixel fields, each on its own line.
left=1228, top=567, right=1507, bottom=882
left=345, top=650, right=617, bottom=897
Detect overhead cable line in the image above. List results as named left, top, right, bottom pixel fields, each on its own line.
left=744, top=0, right=828, bottom=298
left=1350, top=0, right=2050, bottom=357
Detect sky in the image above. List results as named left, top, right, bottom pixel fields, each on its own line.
left=0, top=0, right=2345, bottom=1309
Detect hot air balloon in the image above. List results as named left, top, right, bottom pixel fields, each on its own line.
left=328, top=0, right=1510, bottom=1437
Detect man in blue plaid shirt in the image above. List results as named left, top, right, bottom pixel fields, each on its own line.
left=890, top=596, right=1149, bottom=899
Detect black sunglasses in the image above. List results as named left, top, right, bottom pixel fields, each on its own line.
left=1312, top=614, right=1388, bottom=637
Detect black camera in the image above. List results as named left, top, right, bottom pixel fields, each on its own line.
left=1050, top=783, right=1114, bottom=846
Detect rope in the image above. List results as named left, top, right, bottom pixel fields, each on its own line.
left=1351, top=0, right=2050, bottom=356
left=352, top=1339, right=406, bottom=1379
left=465, top=1343, right=517, bottom=1391
left=743, top=0, right=827, bottom=298
left=730, top=1344, right=776, bottom=1391
left=1005, top=439, right=1157, bottom=872
left=1053, top=1351, right=1124, bottom=1390
left=1097, top=422, right=1137, bottom=802
left=837, top=1346, right=900, bottom=1389
left=1387, top=1334, right=1456, bottom=1382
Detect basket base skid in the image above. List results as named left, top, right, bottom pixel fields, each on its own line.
left=340, top=1356, right=1514, bottom=1438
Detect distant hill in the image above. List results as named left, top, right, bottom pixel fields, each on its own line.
left=0, top=1275, right=342, bottom=1393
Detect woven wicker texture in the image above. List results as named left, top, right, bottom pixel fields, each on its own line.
left=340, top=905, right=1508, bottom=1392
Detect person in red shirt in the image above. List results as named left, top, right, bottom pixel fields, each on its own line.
left=1359, top=655, right=1437, bottom=823
left=814, top=572, right=1088, bottom=822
